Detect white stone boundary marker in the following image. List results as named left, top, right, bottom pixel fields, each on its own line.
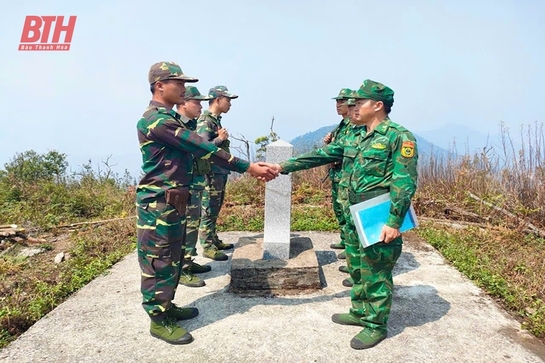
left=263, top=139, right=293, bottom=260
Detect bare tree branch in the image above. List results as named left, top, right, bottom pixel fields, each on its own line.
left=100, top=155, right=118, bottom=182
left=231, top=133, right=252, bottom=161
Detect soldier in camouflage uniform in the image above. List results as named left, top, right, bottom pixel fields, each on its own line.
left=175, top=86, right=213, bottom=288
left=136, top=62, right=277, bottom=345
left=323, top=88, right=353, bottom=264
left=337, top=94, right=358, bottom=278
left=346, top=97, right=356, bottom=120
left=272, top=80, right=418, bottom=350
left=196, top=86, right=239, bottom=261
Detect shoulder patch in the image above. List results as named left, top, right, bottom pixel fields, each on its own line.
left=401, top=141, right=415, bottom=158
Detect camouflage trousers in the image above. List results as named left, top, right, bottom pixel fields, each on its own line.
left=184, top=187, right=204, bottom=259
left=198, top=173, right=228, bottom=249
left=343, top=194, right=402, bottom=332
left=136, top=198, right=186, bottom=321
left=332, top=181, right=348, bottom=247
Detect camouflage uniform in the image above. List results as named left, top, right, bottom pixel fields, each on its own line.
left=136, top=64, right=250, bottom=325
left=337, top=93, right=358, bottom=274
left=279, top=80, right=418, bottom=349
left=179, top=87, right=212, bottom=261
left=196, top=86, right=239, bottom=255
left=329, top=88, right=354, bottom=250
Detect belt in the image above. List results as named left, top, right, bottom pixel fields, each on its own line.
left=348, top=188, right=389, bottom=204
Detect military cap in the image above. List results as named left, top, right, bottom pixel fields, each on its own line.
left=354, top=79, right=394, bottom=107
left=346, top=98, right=356, bottom=106
left=208, top=85, right=238, bottom=99
left=184, top=86, right=212, bottom=101
left=332, top=88, right=353, bottom=100
left=148, top=61, right=198, bottom=85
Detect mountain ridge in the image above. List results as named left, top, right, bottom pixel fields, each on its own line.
left=289, top=124, right=452, bottom=160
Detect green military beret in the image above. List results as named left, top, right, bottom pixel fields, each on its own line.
left=354, top=79, right=394, bottom=107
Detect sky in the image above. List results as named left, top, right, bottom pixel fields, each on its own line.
left=1, top=0, right=544, bottom=179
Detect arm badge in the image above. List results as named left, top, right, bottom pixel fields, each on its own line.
left=401, top=141, right=415, bottom=158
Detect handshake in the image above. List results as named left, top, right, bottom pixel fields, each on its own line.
left=246, top=162, right=283, bottom=182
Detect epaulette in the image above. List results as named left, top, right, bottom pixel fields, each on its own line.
left=142, top=106, right=159, bottom=120
left=197, top=112, right=220, bottom=126
left=387, top=120, right=410, bottom=134
left=142, top=106, right=179, bottom=122
left=330, top=118, right=347, bottom=135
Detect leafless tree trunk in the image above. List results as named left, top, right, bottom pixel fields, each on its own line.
left=231, top=133, right=252, bottom=162
left=269, top=116, right=278, bottom=142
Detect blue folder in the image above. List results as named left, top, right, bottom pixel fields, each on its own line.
left=349, top=192, right=418, bottom=248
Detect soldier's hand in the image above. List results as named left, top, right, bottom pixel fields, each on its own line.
left=323, top=133, right=332, bottom=144
left=256, top=163, right=283, bottom=176
left=218, top=128, right=229, bottom=141
left=268, top=163, right=283, bottom=174
left=247, top=162, right=279, bottom=182
left=379, top=225, right=401, bottom=244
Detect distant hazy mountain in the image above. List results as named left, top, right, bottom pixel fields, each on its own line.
left=289, top=124, right=453, bottom=161
left=290, top=125, right=336, bottom=154
left=417, top=123, right=532, bottom=170
left=416, top=123, right=504, bottom=155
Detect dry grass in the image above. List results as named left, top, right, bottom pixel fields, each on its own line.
left=0, top=219, right=135, bottom=347
left=416, top=121, right=545, bottom=229
left=415, top=122, right=545, bottom=339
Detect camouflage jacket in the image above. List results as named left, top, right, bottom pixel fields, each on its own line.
left=179, top=113, right=207, bottom=190
left=328, top=117, right=352, bottom=182
left=280, top=118, right=418, bottom=229
left=196, top=110, right=230, bottom=175
left=136, top=101, right=249, bottom=203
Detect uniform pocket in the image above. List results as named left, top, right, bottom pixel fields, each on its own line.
left=194, top=158, right=211, bottom=175
left=343, top=146, right=359, bottom=159
left=137, top=203, right=183, bottom=259
left=362, top=149, right=389, bottom=177
left=340, top=147, right=359, bottom=179
left=364, top=244, right=402, bottom=268
left=154, top=205, right=184, bottom=245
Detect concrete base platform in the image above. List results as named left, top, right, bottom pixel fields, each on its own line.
left=230, top=234, right=322, bottom=296
left=2, top=231, right=545, bottom=363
